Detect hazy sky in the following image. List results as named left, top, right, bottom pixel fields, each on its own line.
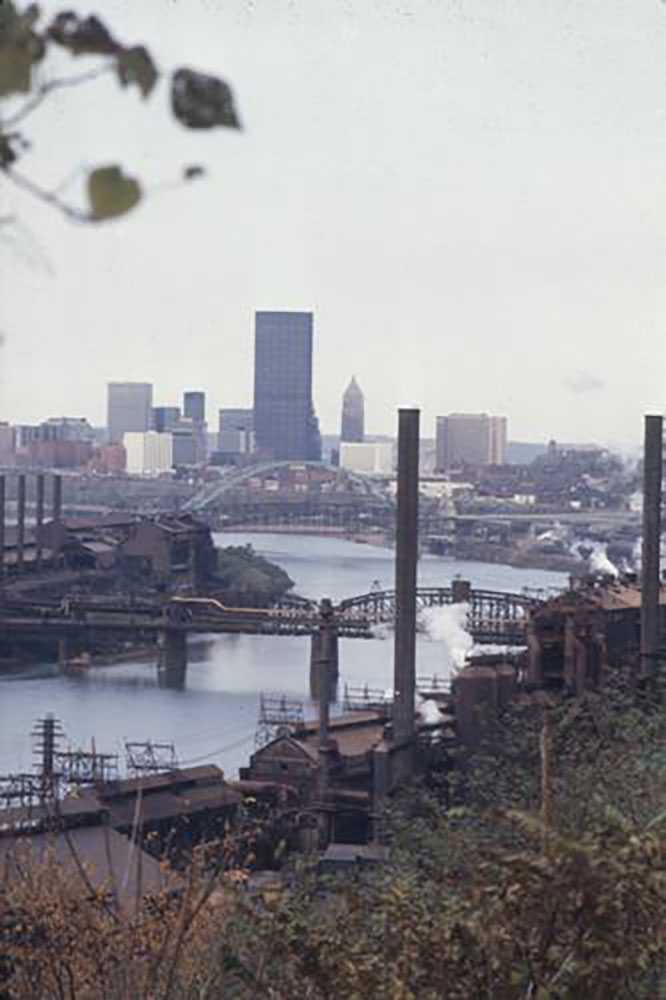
left=3, top=0, right=666, bottom=448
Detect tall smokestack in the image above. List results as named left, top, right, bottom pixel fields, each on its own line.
left=0, top=475, right=5, bottom=579
left=52, top=474, right=62, bottom=522
left=16, top=474, right=26, bottom=572
left=316, top=598, right=335, bottom=846
left=393, top=408, right=420, bottom=746
left=36, top=473, right=45, bottom=569
left=641, top=414, right=663, bottom=683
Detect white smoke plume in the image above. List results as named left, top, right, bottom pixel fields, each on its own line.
left=371, top=622, right=392, bottom=640
left=421, top=603, right=474, bottom=672
left=416, top=697, right=442, bottom=725
left=571, top=539, right=619, bottom=578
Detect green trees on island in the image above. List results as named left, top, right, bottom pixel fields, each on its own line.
left=212, top=544, right=294, bottom=607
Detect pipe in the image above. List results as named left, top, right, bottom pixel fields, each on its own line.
left=641, top=414, right=663, bottom=682
left=393, top=408, right=420, bottom=746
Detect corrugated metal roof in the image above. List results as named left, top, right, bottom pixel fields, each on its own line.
left=99, top=765, right=224, bottom=799
left=296, top=711, right=386, bottom=735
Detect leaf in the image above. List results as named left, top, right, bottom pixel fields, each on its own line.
left=87, top=165, right=141, bottom=221
left=0, top=132, right=18, bottom=168
left=48, top=12, right=120, bottom=56
left=116, top=45, right=158, bottom=98
left=171, top=67, right=241, bottom=130
left=0, top=2, right=45, bottom=97
left=183, top=164, right=205, bottom=180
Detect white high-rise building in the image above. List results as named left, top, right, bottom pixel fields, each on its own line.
left=123, top=431, right=173, bottom=476
left=435, top=413, right=507, bottom=471
left=339, top=441, right=393, bottom=476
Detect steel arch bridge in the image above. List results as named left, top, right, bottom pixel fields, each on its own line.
left=337, top=587, right=543, bottom=644
left=183, top=461, right=392, bottom=513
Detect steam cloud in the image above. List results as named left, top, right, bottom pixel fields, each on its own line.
left=421, top=603, right=473, bottom=671
left=571, top=539, right=619, bottom=578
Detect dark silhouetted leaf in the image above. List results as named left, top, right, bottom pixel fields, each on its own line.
left=116, top=45, right=158, bottom=98
left=171, top=68, right=240, bottom=130
left=0, top=2, right=45, bottom=97
left=87, top=165, right=141, bottom=221
left=0, top=133, right=17, bottom=168
left=48, top=12, right=120, bottom=56
left=183, top=164, right=205, bottom=180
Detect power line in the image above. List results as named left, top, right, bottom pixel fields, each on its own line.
left=177, top=731, right=255, bottom=767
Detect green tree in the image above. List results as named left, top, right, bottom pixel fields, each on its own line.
left=0, top=1, right=241, bottom=223
left=213, top=545, right=294, bottom=607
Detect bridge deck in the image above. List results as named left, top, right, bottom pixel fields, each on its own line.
left=0, top=585, right=542, bottom=644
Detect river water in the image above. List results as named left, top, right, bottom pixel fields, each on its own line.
left=0, top=534, right=566, bottom=779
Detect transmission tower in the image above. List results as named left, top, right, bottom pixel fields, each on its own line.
left=31, top=714, right=64, bottom=801
left=125, top=741, right=179, bottom=776
left=0, top=773, right=43, bottom=810
left=56, top=748, right=119, bottom=786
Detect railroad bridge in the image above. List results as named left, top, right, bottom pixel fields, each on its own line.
left=0, top=582, right=542, bottom=686
left=337, top=583, right=541, bottom=645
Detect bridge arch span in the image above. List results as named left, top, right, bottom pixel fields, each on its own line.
left=184, top=461, right=391, bottom=513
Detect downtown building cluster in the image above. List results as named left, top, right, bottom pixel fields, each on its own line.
left=0, top=308, right=508, bottom=478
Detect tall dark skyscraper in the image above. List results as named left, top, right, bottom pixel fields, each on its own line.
left=253, top=311, right=321, bottom=461
left=340, top=376, right=365, bottom=443
left=183, top=391, right=205, bottom=424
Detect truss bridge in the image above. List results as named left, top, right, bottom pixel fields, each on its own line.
left=337, top=586, right=542, bottom=644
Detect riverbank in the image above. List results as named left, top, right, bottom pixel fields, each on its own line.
left=218, top=526, right=581, bottom=575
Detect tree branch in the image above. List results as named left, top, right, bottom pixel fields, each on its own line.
left=3, top=167, right=91, bottom=222
left=2, top=63, right=115, bottom=130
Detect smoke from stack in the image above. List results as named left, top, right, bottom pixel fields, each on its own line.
left=570, top=539, right=619, bottom=578
left=421, top=603, right=473, bottom=671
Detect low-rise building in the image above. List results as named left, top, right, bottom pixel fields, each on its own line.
left=124, top=431, right=173, bottom=476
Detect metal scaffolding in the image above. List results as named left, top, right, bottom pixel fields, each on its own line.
left=255, top=693, right=304, bottom=747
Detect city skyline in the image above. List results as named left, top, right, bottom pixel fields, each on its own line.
left=4, top=2, right=666, bottom=448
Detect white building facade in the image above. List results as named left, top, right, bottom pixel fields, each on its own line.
left=339, top=442, right=393, bottom=476
left=123, top=431, right=173, bottom=476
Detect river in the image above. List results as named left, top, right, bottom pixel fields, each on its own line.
left=0, top=534, right=567, bottom=780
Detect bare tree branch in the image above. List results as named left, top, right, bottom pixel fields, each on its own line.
left=3, top=167, right=90, bottom=222
left=2, top=63, right=115, bottom=130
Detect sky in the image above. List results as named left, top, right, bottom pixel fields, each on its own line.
left=2, top=0, right=666, bottom=449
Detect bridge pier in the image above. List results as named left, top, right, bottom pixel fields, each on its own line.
left=451, top=578, right=471, bottom=603
left=58, top=637, right=69, bottom=668
left=158, top=630, right=187, bottom=689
